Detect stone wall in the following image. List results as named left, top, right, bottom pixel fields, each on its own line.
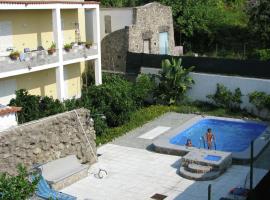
left=128, top=2, right=175, bottom=55
left=101, top=28, right=129, bottom=72
left=100, top=2, right=175, bottom=72
left=0, top=108, right=96, bottom=175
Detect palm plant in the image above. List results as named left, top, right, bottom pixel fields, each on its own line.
left=154, top=58, right=195, bottom=105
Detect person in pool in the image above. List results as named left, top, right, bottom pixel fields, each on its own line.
left=205, top=128, right=215, bottom=149
left=185, top=139, right=193, bottom=147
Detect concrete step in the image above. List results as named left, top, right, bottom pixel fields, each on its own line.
left=186, top=163, right=213, bottom=173
left=179, top=166, right=220, bottom=181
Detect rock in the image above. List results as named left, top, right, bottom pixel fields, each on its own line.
left=33, top=148, right=41, bottom=155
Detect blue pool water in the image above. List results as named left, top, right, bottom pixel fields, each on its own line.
left=204, top=155, right=221, bottom=161
left=170, top=119, right=267, bottom=152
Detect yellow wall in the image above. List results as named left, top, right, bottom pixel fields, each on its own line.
left=0, top=9, right=85, bottom=51
left=64, top=63, right=82, bottom=98
left=16, top=68, right=57, bottom=98
left=0, top=8, right=88, bottom=100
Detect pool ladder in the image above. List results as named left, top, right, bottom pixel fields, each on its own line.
left=199, top=136, right=216, bottom=150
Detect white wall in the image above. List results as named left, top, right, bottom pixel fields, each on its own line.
left=141, top=67, right=270, bottom=116
left=98, top=8, right=133, bottom=40
left=0, top=113, right=17, bottom=132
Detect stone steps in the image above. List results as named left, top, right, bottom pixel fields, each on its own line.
left=179, top=166, right=220, bottom=181
left=186, top=163, right=213, bottom=173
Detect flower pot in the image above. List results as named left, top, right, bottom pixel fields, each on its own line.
left=64, top=47, right=71, bottom=52
left=48, top=48, right=55, bottom=55
left=85, top=44, right=91, bottom=49
left=10, top=54, right=19, bottom=60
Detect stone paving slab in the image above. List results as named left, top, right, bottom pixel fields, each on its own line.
left=111, top=112, right=196, bottom=150
left=61, top=144, right=267, bottom=200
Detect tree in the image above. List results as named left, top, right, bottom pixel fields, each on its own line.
left=154, top=58, right=194, bottom=105
left=247, top=0, right=270, bottom=48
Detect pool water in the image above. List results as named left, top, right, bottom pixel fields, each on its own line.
left=204, top=155, right=221, bottom=161
left=170, top=119, right=267, bottom=152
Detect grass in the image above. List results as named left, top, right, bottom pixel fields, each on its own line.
left=96, top=103, right=260, bottom=145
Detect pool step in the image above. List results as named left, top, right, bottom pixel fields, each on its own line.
left=186, top=163, right=213, bottom=173
left=179, top=166, right=220, bottom=181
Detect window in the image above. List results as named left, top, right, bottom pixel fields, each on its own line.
left=104, top=15, right=111, bottom=34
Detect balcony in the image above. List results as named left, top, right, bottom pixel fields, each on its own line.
left=0, top=44, right=98, bottom=78
left=63, top=44, right=98, bottom=63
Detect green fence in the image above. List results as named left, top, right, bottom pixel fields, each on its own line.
left=126, top=52, right=270, bottom=79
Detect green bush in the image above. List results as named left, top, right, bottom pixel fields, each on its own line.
left=81, top=74, right=135, bottom=127
left=9, top=89, right=66, bottom=124
left=0, top=164, right=40, bottom=200
left=251, top=49, right=270, bottom=61
left=249, top=91, right=270, bottom=111
left=132, top=74, right=156, bottom=108
left=154, top=58, right=195, bottom=105
left=207, top=83, right=243, bottom=111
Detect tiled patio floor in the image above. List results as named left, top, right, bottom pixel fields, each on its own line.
left=62, top=144, right=267, bottom=200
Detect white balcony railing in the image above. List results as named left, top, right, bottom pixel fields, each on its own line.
left=0, top=44, right=98, bottom=75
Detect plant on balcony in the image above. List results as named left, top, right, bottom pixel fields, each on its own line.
left=47, top=42, right=56, bottom=55
left=64, top=43, right=72, bottom=52
left=9, top=51, right=20, bottom=60
left=85, top=41, right=92, bottom=49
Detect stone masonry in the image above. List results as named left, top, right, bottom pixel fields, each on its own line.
left=128, top=2, right=175, bottom=55
left=101, top=2, right=175, bottom=72
left=0, top=108, right=96, bottom=175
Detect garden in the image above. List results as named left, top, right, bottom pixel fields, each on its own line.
left=9, top=58, right=270, bottom=145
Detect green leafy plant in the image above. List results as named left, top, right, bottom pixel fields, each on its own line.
left=9, top=51, right=20, bottom=60
left=154, top=58, right=195, bottom=105
left=251, top=49, right=270, bottom=61
left=249, top=91, right=270, bottom=112
left=48, top=42, right=56, bottom=55
left=81, top=74, right=135, bottom=127
left=132, top=74, right=156, bottom=108
left=64, top=43, right=72, bottom=52
left=207, top=83, right=243, bottom=111
left=9, top=89, right=66, bottom=124
left=0, top=164, right=40, bottom=200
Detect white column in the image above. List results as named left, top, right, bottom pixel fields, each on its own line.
left=52, top=8, right=65, bottom=100
left=93, top=6, right=102, bottom=85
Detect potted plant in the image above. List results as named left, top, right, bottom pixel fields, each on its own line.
left=64, top=43, right=72, bottom=52
left=85, top=41, right=92, bottom=49
left=47, top=42, right=56, bottom=55
left=9, top=51, right=20, bottom=60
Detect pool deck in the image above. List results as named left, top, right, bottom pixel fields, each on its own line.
left=62, top=144, right=267, bottom=200
left=60, top=112, right=270, bottom=200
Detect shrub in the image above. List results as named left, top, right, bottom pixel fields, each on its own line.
left=9, top=89, right=41, bottom=123
left=132, top=74, right=156, bottom=108
left=81, top=74, right=135, bottom=127
left=0, top=164, right=40, bottom=200
left=249, top=91, right=270, bottom=112
left=207, top=83, right=243, bottom=111
left=251, top=49, right=270, bottom=61
left=154, top=58, right=195, bottom=105
left=9, top=89, right=66, bottom=124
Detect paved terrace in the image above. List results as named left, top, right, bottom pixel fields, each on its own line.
left=62, top=144, right=266, bottom=200
left=62, top=112, right=269, bottom=199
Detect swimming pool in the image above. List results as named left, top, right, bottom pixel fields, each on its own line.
left=170, top=119, right=267, bottom=152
